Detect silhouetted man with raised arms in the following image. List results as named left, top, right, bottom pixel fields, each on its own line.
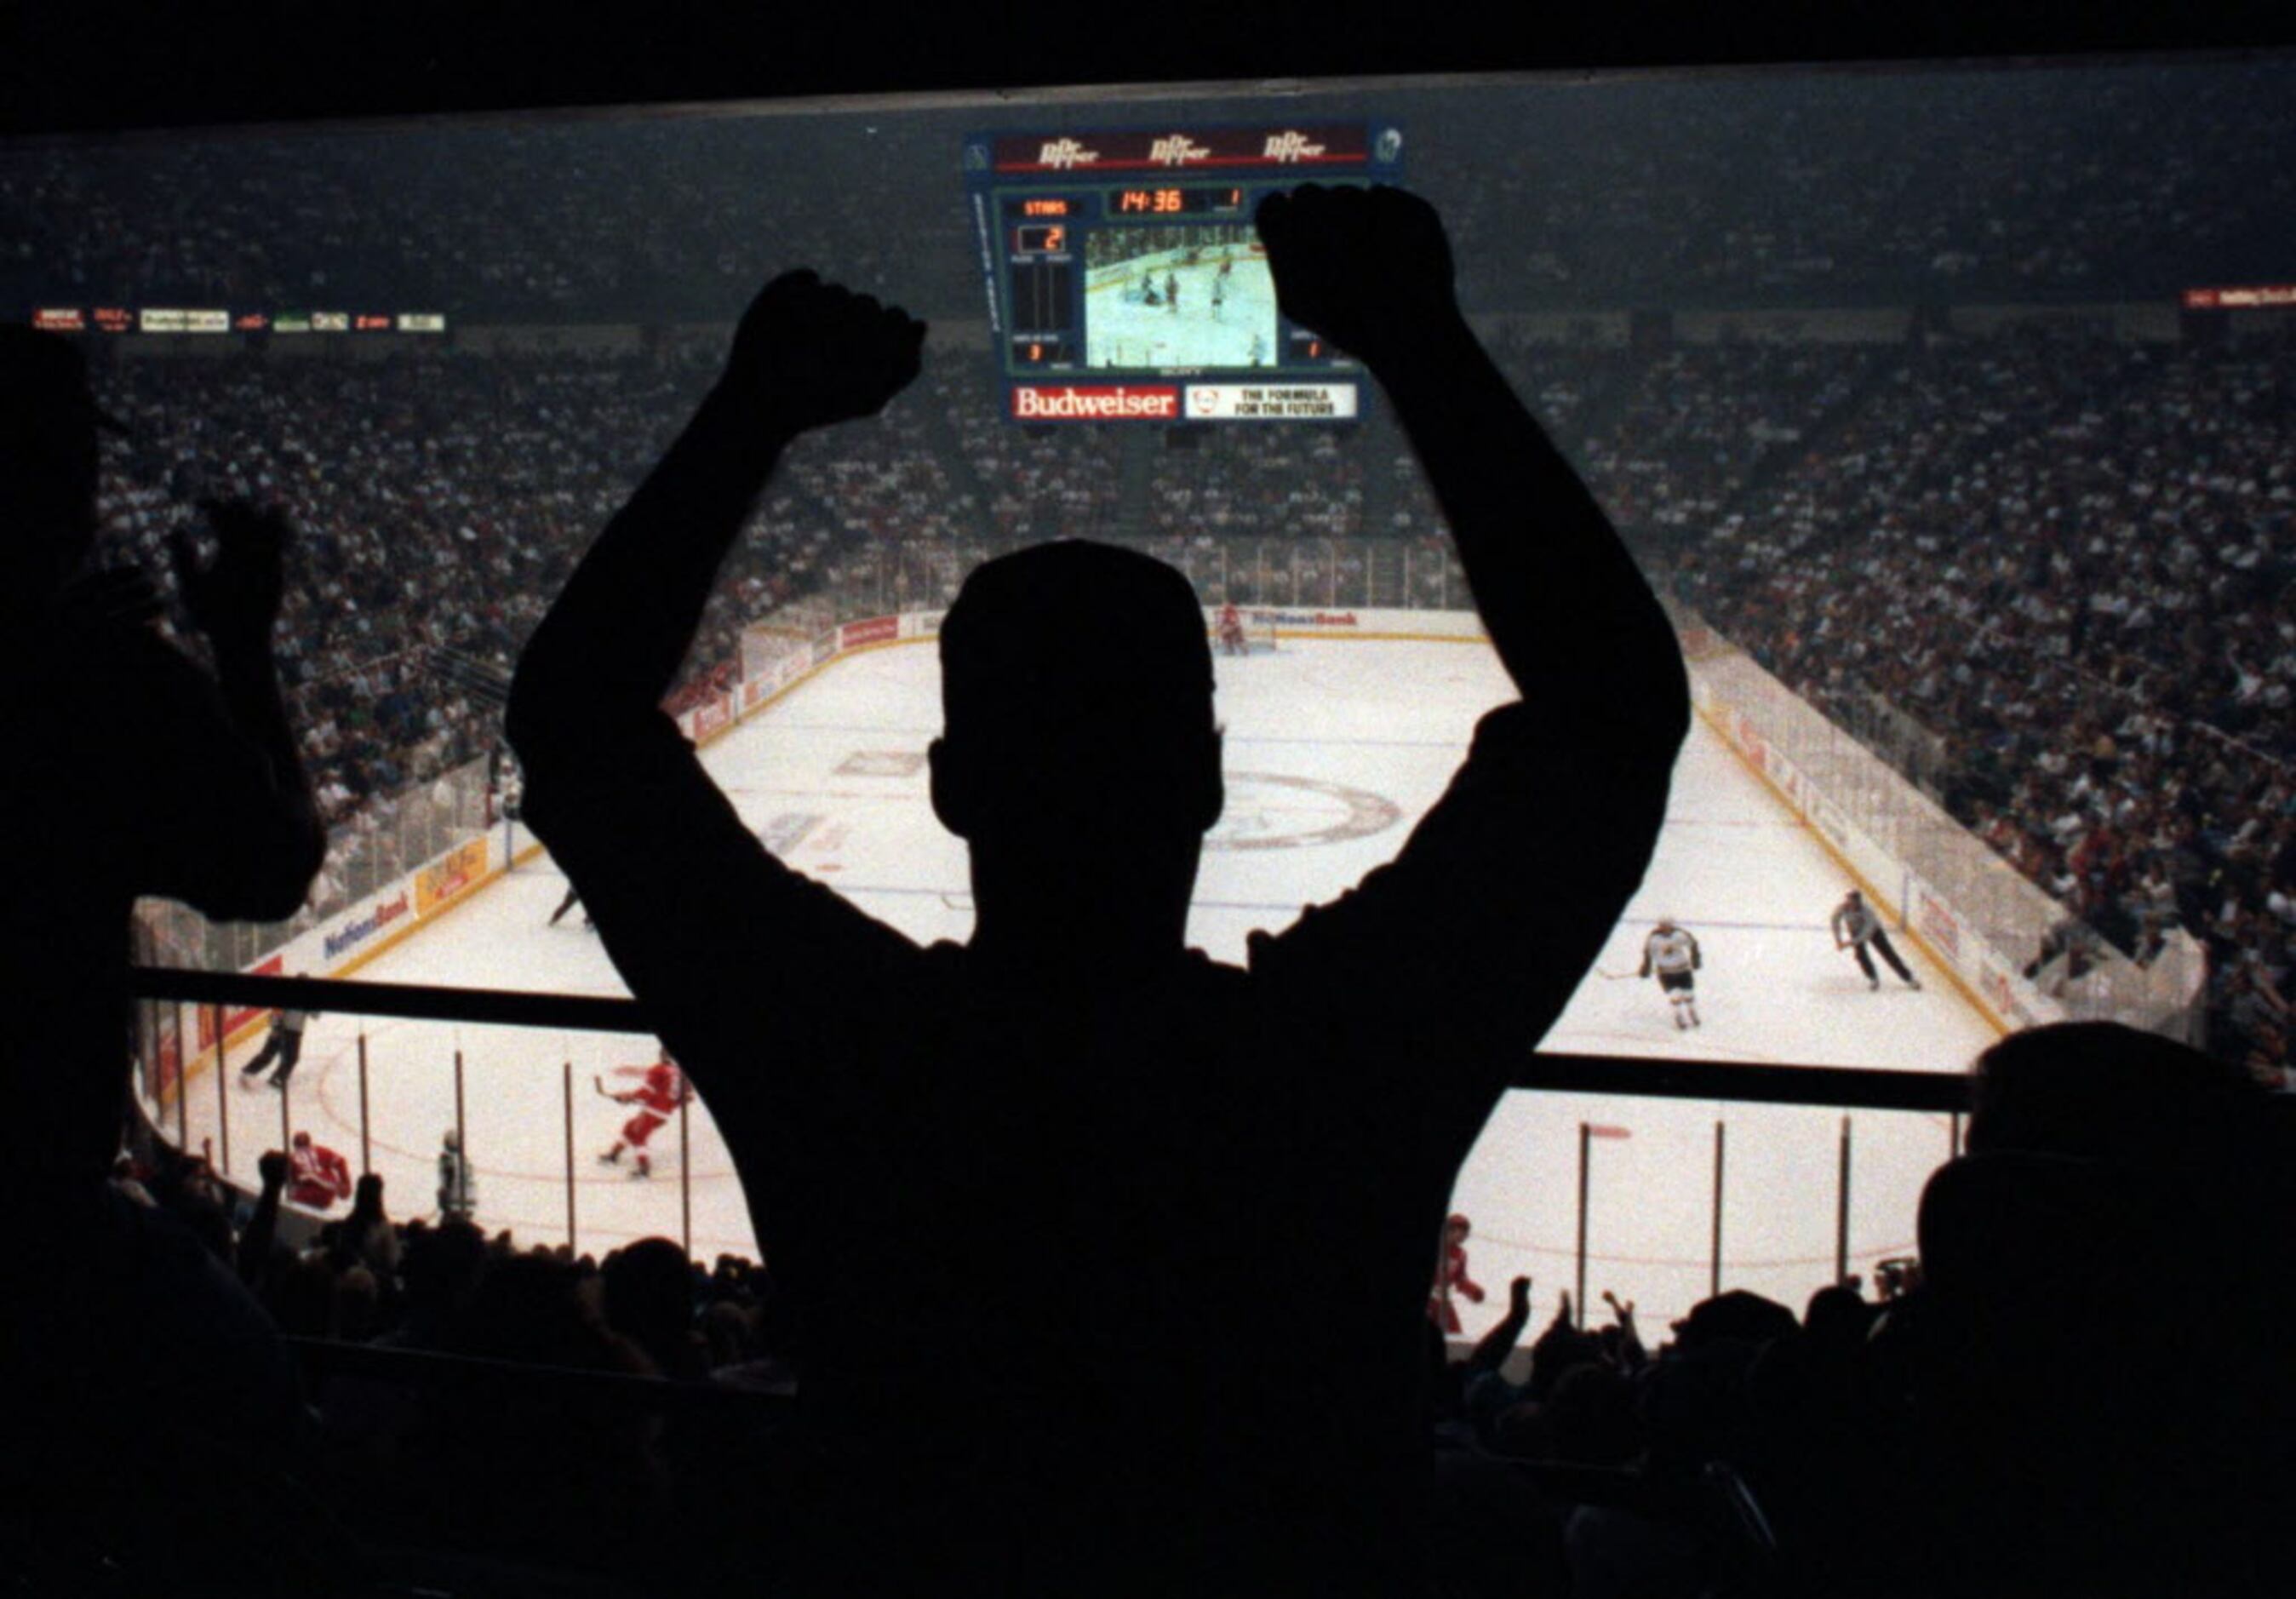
left=509, top=187, right=1688, bottom=1593
left=2, top=328, right=328, bottom=1587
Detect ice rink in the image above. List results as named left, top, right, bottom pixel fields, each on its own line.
left=1086, top=246, right=1281, bottom=370
left=186, top=635, right=1998, bottom=1330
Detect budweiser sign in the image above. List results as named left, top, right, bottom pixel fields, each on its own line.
left=1012, top=384, right=1180, bottom=421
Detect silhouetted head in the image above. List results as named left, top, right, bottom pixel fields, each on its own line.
left=932, top=542, right=1222, bottom=966
left=602, top=1235, right=697, bottom=1369
left=0, top=328, right=122, bottom=604
left=1967, top=1021, right=2264, bottom=1175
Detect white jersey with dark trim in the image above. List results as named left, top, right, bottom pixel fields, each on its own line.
left=1642, top=928, right=1699, bottom=977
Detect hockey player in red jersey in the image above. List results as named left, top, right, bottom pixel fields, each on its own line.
left=285, top=1129, right=352, bottom=1210
left=1428, top=1213, right=1486, bottom=1333
left=598, top=1054, right=690, bottom=1178
left=1217, top=599, right=1248, bottom=656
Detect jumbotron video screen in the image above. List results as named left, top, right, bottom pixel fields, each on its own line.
left=963, top=123, right=1405, bottom=422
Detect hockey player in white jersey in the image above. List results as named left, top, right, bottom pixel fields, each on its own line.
left=1639, top=917, right=1702, bottom=1029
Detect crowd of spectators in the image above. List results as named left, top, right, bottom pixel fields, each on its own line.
left=1429, top=64, right=2295, bottom=310
left=1672, top=324, right=2296, bottom=1080
left=7, top=63, right=2293, bottom=325
left=78, top=318, right=2295, bottom=1078
left=83, top=1018, right=2291, bottom=1596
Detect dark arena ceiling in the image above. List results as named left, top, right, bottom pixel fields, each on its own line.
left=3, top=0, right=2293, bottom=139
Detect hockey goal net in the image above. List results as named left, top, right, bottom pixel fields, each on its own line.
left=1207, top=607, right=1279, bottom=656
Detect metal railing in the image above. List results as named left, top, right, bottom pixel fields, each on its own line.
left=130, top=968, right=1970, bottom=1328
left=134, top=968, right=1970, bottom=1115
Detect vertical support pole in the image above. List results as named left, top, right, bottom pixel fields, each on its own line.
left=215, top=1001, right=229, bottom=1162
left=1950, top=1109, right=1962, bottom=1161
left=678, top=1086, right=693, bottom=1262
left=453, top=1049, right=468, bottom=1189
left=357, top=1033, right=372, bottom=1177
left=1835, top=1115, right=1853, bottom=1287
left=278, top=1041, right=291, bottom=1155
left=1710, top=1120, right=1726, bottom=1300
left=564, top=1061, right=576, bottom=1255
left=178, top=1001, right=198, bottom=1153
left=138, top=992, right=154, bottom=1134
left=209, top=1000, right=229, bottom=1177
left=1574, top=1121, right=1591, bottom=1330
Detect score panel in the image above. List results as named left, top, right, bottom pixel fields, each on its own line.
left=963, top=123, right=1405, bottom=423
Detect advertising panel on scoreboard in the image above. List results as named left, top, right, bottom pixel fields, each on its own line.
left=964, top=121, right=1405, bottom=423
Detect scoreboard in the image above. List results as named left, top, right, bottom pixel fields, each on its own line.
left=963, top=122, right=1405, bottom=423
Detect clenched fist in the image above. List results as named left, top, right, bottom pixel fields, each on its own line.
left=1255, top=185, right=1460, bottom=370
left=724, top=271, right=927, bottom=438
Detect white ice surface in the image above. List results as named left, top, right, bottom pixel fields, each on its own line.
left=184, top=638, right=1996, bottom=1327
left=1085, top=249, right=1282, bottom=370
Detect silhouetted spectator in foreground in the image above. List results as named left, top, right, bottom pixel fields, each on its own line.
left=0, top=327, right=329, bottom=1589
left=1873, top=1023, right=2296, bottom=1597
left=509, top=186, right=1687, bottom=1593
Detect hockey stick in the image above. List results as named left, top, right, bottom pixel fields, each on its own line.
left=1594, top=967, right=1639, bottom=982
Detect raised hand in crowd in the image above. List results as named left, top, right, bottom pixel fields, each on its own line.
left=722, top=269, right=927, bottom=439
left=172, top=497, right=292, bottom=649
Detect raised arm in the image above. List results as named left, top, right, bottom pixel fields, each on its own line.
left=1466, top=1275, right=1536, bottom=1374
left=505, top=275, right=925, bottom=1078
left=136, top=500, right=324, bottom=920
left=508, top=273, right=924, bottom=737
left=1254, top=186, right=1686, bottom=728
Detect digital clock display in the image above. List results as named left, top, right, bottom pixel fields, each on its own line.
left=1109, top=186, right=1244, bottom=217
left=1114, top=187, right=1186, bottom=215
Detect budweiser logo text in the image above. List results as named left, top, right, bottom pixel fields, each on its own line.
left=1012, top=385, right=1180, bottom=421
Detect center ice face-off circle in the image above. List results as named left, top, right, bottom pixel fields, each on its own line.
left=1205, top=771, right=1403, bottom=851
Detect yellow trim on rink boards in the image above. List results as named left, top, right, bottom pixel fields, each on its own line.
left=1693, top=702, right=2008, bottom=1040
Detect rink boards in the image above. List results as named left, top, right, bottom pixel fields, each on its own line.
left=179, top=633, right=1997, bottom=1330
